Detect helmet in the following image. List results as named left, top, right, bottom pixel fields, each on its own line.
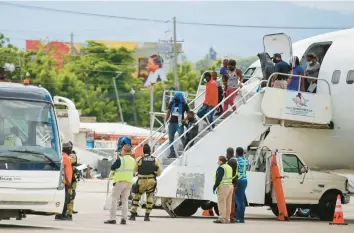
left=117, top=136, right=132, bottom=150
left=62, top=141, right=73, bottom=155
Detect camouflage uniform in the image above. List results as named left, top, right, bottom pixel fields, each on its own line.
left=66, top=151, right=79, bottom=219
left=129, top=152, right=162, bottom=221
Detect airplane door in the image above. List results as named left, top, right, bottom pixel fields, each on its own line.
left=263, top=33, right=293, bottom=65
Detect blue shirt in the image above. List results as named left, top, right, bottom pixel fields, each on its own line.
left=237, top=156, right=249, bottom=180
left=274, top=60, right=291, bottom=80
left=220, top=67, right=228, bottom=75
left=287, top=65, right=304, bottom=91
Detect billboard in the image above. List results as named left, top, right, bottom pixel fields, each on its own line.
left=26, top=40, right=182, bottom=85
left=26, top=40, right=82, bottom=69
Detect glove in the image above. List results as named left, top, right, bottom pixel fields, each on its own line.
left=213, top=189, right=216, bottom=195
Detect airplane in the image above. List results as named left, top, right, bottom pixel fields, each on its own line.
left=242, top=28, right=354, bottom=171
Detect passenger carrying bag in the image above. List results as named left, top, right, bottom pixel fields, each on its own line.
left=257, top=52, right=274, bottom=87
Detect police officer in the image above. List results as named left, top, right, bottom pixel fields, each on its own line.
left=55, top=142, right=73, bottom=220
left=66, top=148, right=80, bottom=220
left=4, top=127, right=22, bottom=146
left=129, top=144, right=162, bottom=222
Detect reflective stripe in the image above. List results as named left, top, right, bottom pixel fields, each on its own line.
left=4, top=135, right=16, bottom=146
left=113, top=155, right=136, bottom=183
left=214, top=164, right=233, bottom=191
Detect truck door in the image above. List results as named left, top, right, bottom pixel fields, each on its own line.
left=279, top=153, right=315, bottom=204
left=263, top=33, right=293, bottom=65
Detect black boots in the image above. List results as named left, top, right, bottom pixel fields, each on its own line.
left=129, top=212, right=150, bottom=221
left=129, top=213, right=137, bottom=221
left=144, top=213, right=150, bottom=221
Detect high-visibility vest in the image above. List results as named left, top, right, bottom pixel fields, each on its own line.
left=113, top=155, right=136, bottom=183
left=4, top=134, right=17, bottom=146
left=214, top=163, right=233, bottom=191
left=237, top=157, right=248, bottom=180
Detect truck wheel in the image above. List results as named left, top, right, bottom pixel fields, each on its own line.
left=318, top=192, right=338, bottom=221
left=173, top=200, right=200, bottom=217
left=271, top=205, right=296, bottom=218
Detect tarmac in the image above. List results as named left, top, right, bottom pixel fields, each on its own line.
left=1, top=179, right=354, bottom=233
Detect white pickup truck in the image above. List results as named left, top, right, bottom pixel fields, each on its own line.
left=247, top=149, right=351, bottom=221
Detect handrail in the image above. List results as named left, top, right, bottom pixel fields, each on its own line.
left=154, top=82, right=244, bottom=160
left=182, top=80, right=268, bottom=166
left=133, top=89, right=206, bottom=151
left=149, top=95, right=206, bottom=150
left=267, top=72, right=332, bottom=95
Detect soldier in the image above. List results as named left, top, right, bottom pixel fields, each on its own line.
left=66, top=149, right=80, bottom=220
left=129, top=144, right=162, bottom=221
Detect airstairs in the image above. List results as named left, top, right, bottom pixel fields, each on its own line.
left=136, top=73, right=333, bottom=217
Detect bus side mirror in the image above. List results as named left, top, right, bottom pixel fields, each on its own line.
left=68, top=109, right=80, bottom=134
left=54, top=96, right=80, bottom=134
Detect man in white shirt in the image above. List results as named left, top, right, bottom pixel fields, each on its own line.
left=144, top=54, right=166, bottom=86
left=4, top=127, right=22, bottom=146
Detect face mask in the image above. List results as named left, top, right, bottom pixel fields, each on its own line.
left=203, top=78, right=207, bottom=82
left=229, top=67, right=235, bottom=71
left=187, top=117, right=194, bottom=121
left=306, top=61, right=313, bottom=65
left=273, top=58, right=279, bottom=63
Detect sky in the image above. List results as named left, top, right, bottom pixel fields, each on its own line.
left=1, top=1, right=354, bottom=61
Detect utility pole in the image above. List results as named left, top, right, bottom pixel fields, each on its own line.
left=130, top=88, right=138, bottom=126
left=158, top=17, right=184, bottom=90
left=70, top=33, right=74, bottom=55
left=18, top=55, right=22, bottom=81
left=112, top=74, right=124, bottom=123
left=172, top=17, right=178, bottom=90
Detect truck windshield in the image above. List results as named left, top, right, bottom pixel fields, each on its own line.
left=0, top=99, right=60, bottom=164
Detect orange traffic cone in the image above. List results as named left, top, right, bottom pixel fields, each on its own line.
left=202, top=208, right=214, bottom=216
left=329, top=194, right=348, bottom=225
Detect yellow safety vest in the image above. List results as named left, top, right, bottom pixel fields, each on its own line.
left=214, top=163, right=233, bottom=191
left=4, top=134, right=17, bottom=146
left=113, top=155, right=136, bottom=183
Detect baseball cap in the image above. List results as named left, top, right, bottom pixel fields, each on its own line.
left=272, top=53, right=282, bottom=59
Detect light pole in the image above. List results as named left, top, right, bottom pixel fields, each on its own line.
left=130, top=88, right=138, bottom=126
left=112, top=72, right=124, bottom=123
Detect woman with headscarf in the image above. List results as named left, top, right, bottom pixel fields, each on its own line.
left=165, top=92, right=189, bottom=158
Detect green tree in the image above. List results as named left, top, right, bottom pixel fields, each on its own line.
left=61, top=41, right=141, bottom=124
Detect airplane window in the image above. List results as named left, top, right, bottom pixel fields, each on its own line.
left=331, top=70, right=341, bottom=84
left=346, top=70, right=354, bottom=85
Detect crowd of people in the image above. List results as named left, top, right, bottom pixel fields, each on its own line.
left=165, top=59, right=244, bottom=159
left=102, top=135, right=250, bottom=225
left=213, top=147, right=249, bottom=224
left=272, top=53, right=321, bottom=93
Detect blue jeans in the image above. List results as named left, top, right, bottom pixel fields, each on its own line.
left=168, top=123, right=184, bottom=154
left=197, top=104, right=214, bottom=125
left=235, top=179, right=247, bottom=221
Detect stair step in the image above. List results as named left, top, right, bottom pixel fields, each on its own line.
left=163, top=158, right=176, bottom=166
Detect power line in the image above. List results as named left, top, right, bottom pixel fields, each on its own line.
left=1, top=2, right=351, bottom=30
left=0, top=2, right=167, bottom=23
